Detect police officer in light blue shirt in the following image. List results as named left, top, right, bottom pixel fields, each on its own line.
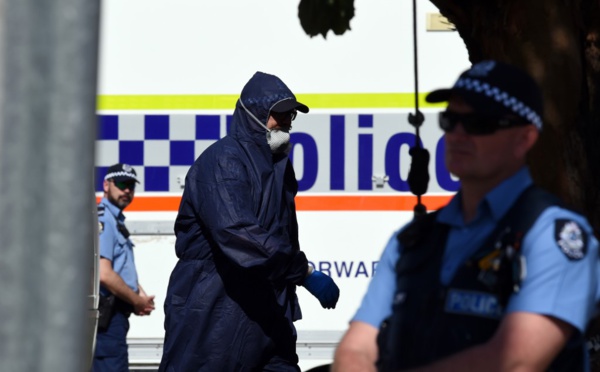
left=93, top=163, right=156, bottom=372
left=333, top=61, right=600, bottom=372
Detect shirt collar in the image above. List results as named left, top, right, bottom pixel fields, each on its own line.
left=100, top=197, right=125, bottom=222
left=438, top=167, right=533, bottom=226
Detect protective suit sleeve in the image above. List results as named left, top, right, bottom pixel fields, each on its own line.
left=190, top=150, right=307, bottom=284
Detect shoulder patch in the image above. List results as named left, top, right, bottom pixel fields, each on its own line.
left=97, top=205, right=105, bottom=217
left=98, top=221, right=104, bottom=234
left=555, top=219, right=587, bottom=260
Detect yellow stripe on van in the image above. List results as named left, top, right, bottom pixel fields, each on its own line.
left=97, top=94, right=239, bottom=110
left=297, top=93, right=440, bottom=109
left=97, top=93, right=445, bottom=110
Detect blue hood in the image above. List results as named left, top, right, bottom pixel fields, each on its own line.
left=230, top=72, right=300, bottom=143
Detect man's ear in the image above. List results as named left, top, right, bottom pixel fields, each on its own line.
left=515, top=125, right=539, bottom=159
left=103, top=179, right=110, bottom=193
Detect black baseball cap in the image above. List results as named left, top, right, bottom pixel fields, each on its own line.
left=426, top=60, right=544, bottom=130
left=104, top=163, right=139, bottom=183
left=271, top=97, right=309, bottom=114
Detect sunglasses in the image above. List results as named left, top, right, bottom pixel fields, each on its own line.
left=439, top=111, right=530, bottom=135
left=271, top=110, right=297, bottom=121
left=113, top=180, right=136, bottom=191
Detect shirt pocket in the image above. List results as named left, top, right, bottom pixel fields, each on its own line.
left=114, top=233, right=129, bottom=256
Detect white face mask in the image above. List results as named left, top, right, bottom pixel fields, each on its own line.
left=239, top=99, right=291, bottom=153
left=266, top=129, right=291, bottom=153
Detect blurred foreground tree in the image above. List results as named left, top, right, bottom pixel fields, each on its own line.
left=298, top=0, right=355, bottom=38
left=299, top=0, right=600, bottom=368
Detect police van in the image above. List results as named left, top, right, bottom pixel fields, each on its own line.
left=95, top=0, right=469, bottom=370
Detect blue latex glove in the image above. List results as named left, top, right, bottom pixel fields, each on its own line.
left=302, top=270, right=340, bottom=309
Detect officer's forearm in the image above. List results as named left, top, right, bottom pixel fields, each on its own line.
left=333, top=322, right=379, bottom=372
left=332, top=348, right=376, bottom=372
left=405, top=343, right=494, bottom=372
left=406, top=312, right=570, bottom=372
left=99, top=258, right=141, bottom=306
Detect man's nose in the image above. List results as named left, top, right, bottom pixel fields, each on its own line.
left=447, top=122, right=468, bottom=136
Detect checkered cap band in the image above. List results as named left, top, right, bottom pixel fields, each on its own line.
left=104, top=171, right=138, bottom=182
left=455, top=77, right=543, bottom=130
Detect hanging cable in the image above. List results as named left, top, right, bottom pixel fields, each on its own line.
left=406, top=0, right=430, bottom=218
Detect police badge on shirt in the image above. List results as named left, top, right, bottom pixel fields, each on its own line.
left=555, top=219, right=588, bottom=260
left=97, top=205, right=105, bottom=234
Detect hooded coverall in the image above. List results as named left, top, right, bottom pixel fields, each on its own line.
left=159, top=72, right=309, bottom=371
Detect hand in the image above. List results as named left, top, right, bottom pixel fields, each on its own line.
left=134, top=294, right=155, bottom=316
left=302, top=270, right=340, bottom=309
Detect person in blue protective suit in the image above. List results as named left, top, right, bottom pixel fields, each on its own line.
left=158, top=71, right=340, bottom=372
left=332, top=61, right=600, bottom=372
left=94, top=163, right=156, bottom=372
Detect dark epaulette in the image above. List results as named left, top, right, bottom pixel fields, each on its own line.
left=97, top=205, right=105, bottom=217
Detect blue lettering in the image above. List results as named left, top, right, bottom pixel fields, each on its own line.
left=358, top=115, right=373, bottom=190
left=311, top=261, right=378, bottom=278
left=334, top=261, right=354, bottom=278
left=330, top=115, right=345, bottom=190
left=290, top=133, right=318, bottom=191
left=358, top=134, right=373, bottom=190
left=226, top=115, right=233, bottom=135
left=318, top=261, right=332, bottom=277
left=355, top=261, right=368, bottom=277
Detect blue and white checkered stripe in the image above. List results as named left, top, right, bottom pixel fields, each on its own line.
left=96, top=114, right=231, bottom=192
left=455, top=77, right=543, bottom=130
